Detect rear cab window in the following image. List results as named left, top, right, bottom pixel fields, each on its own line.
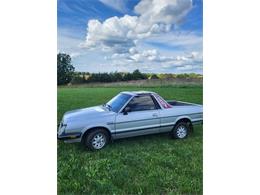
left=154, top=94, right=172, bottom=109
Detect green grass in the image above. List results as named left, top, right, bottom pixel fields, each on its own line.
left=58, top=86, right=203, bottom=194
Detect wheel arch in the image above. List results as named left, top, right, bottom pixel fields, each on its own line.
left=174, top=116, right=193, bottom=131
left=81, top=126, right=112, bottom=142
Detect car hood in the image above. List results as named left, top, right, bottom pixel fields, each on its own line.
left=63, top=105, right=114, bottom=122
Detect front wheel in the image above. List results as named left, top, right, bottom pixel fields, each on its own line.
left=171, top=122, right=191, bottom=139
left=82, top=129, right=109, bottom=151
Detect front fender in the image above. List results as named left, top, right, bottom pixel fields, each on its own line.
left=80, top=123, right=113, bottom=140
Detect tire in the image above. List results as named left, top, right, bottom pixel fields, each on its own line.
left=171, top=121, right=191, bottom=139
left=82, top=129, right=109, bottom=151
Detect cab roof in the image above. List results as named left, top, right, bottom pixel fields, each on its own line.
left=121, top=91, right=157, bottom=96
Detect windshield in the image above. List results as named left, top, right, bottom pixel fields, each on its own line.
left=106, top=93, right=132, bottom=112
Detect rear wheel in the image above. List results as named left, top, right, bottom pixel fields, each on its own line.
left=171, top=121, right=191, bottom=139
left=82, top=129, right=109, bottom=151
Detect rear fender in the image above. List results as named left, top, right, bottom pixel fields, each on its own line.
left=174, top=116, right=193, bottom=132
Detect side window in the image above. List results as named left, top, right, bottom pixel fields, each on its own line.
left=126, top=95, right=156, bottom=112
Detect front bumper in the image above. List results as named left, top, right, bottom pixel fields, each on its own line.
left=57, top=132, right=82, bottom=141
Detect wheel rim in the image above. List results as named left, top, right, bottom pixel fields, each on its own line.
left=176, top=125, right=187, bottom=138
left=91, top=133, right=106, bottom=149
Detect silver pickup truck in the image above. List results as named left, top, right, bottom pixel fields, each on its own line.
left=58, top=91, right=203, bottom=150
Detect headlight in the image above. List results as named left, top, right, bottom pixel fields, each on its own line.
left=58, top=122, right=67, bottom=135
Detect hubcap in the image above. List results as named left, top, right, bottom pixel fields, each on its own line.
left=176, top=125, right=187, bottom=138
left=91, top=133, right=106, bottom=149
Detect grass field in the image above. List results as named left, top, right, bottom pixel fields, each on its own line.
left=58, top=86, right=203, bottom=194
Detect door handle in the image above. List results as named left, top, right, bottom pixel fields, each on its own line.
left=152, top=113, right=158, bottom=117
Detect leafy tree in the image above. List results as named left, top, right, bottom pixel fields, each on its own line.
left=189, top=73, right=198, bottom=79
left=113, top=72, right=123, bottom=82
left=149, top=74, right=159, bottom=79
left=158, top=73, right=175, bottom=79
left=70, top=73, right=84, bottom=84
left=102, top=73, right=112, bottom=82
left=132, top=69, right=145, bottom=80
left=57, top=53, right=75, bottom=85
left=123, top=73, right=133, bottom=81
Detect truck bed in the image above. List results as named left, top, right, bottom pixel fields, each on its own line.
left=167, top=100, right=194, bottom=106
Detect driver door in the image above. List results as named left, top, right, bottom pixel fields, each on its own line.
left=115, top=94, right=161, bottom=139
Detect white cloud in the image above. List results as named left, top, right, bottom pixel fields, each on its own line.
left=106, top=45, right=202, bottom=71
left=145, top=31, right=203, bottom=51
left=83, top=0, right=193, bottom=53
left=99, top=0, right=128, bottom=13
left=129, top=47, right=138, bottom=55
left=134, top=0, right=192, bottom=26
left=83, top=15, right=138, bottom=53
left=58, top=0, right=202, bottom=73
left=128, top=49, right=159, bottom=62
left=176, top=65, right=193, bottom=71
left=70, top=52, right=81, bottom=58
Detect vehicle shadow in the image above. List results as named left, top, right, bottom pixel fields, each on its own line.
left=67, top=125, right=203, bottom=152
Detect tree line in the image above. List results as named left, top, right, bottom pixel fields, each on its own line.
left=57, top=53, right=202, bottom=85
left=71, top=70, right=149, bottom=84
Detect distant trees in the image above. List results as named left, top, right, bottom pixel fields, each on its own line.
left=113, top=72, right=123, bottom=81
left=158, top=73, right=176, bottom=79
left=67, top=71, right=202, bottom=85
left=132, top=69, right=147, bottom=80
left=149, top=74, right=159, bottom=79
left=122, top=72, right=133, bottom=81
left=86, top=69, right=147, bottom=83
left=70, top=72, right=85, bottom=84
left=57, top=53, right=75, bottom=85
left=56, top=54, right=202, bottom=85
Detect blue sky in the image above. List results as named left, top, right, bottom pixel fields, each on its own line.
left=58, top=0, right=203, bottom=73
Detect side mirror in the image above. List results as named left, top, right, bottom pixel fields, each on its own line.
left=123, top=107, right=131, bottom=115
